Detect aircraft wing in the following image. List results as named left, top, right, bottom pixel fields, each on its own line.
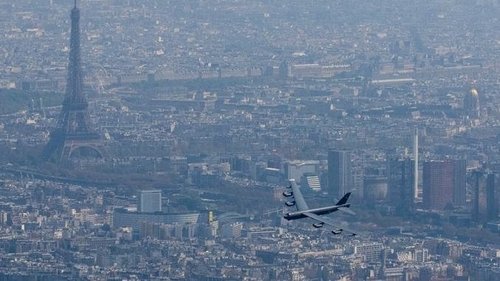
left=289, top=179, right=309, bottom=211
left=303, top=212, right=357, bottom=236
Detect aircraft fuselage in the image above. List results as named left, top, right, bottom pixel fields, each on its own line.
left=284, top=204, right=350, bottom=220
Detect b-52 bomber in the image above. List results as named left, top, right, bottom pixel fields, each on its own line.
left=283, top=179, right=357, bottom=236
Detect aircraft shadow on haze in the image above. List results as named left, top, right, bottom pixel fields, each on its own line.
left=283, top=179, right=357, bottom=236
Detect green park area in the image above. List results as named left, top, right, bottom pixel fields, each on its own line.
left=0, top=89, right=63, bottom=115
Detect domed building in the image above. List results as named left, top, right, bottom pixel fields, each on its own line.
left=463, top=88, right=480, bottom=119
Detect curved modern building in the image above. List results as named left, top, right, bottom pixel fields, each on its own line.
left=363, top=176, right=388, bottom=203
left=112, top=208, right=200, bottom=229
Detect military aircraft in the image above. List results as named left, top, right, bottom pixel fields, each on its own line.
left=283, top=179, right=357, bottom=236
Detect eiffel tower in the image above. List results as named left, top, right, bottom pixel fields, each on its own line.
left=43, top=1, right=104, bottom=162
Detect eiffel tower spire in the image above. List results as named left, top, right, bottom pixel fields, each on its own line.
left=43, top=2, right=104, bottom=162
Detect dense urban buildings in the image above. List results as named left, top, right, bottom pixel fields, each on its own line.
left=0, top=0, right=499, bottom=280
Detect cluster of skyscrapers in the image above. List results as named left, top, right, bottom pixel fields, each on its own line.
left=326, top=147, right=496, bottom=221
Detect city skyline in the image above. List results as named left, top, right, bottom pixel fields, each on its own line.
left=0, top=1, right=498, bottom=280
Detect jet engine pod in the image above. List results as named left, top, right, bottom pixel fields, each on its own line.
left=282, top=191, right=293, bottom=197
left=332, top=229, right=343, bottom=235
left=313, top=222, right=324, bottom=228
left=285, top=201, right=295, bottom=207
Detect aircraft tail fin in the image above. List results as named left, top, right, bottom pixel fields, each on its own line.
left=336, top=192, right=351, bottom=206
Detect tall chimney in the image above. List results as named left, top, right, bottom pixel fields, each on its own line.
left=413, top=128, right=419, bottom=199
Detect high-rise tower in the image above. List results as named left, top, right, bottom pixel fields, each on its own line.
left=387, top=158, right=415, bottom=215
left=423, top=160, right=454, bottom=210
left=422, top=159, right=466, bottom=210
left=328, top=150, right=352, bottom=198
left=43, top=1, right=104, bottom=162
left=473, top=171, right=497, bottom=222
